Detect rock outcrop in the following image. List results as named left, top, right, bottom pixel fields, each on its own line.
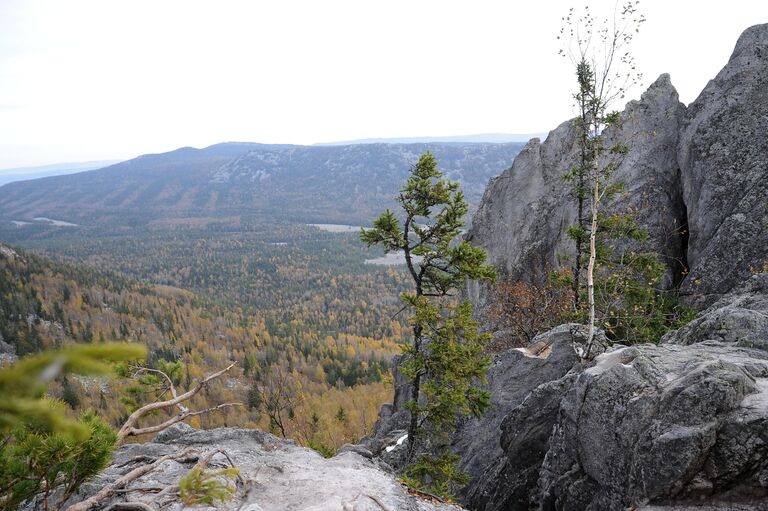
left=59, top=425, right=464, bottom=511
left=466, top=72, right=688, bottom=313
left=678, top=24, right=768, bottom=308
left=464, top=281, right=768, bottom=510
left=465, top=120, right=580, bottom=312
left=459, top=325, right=607, bottom=510
left=539, top=318, right=768, bottom=508
left=468, top=24, right=768, bottom=312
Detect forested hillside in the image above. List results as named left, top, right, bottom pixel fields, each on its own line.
left=0, top=240, right=407, bottom=451
left=0, top=143, right=523, bottom=455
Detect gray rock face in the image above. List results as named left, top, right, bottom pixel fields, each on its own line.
left=462, top=272, right=768, bottom=511
left=468, top=24, right=768, bottom=311
left=59, top=426, right=465, bottom=511
left=466, top=72, right=688, bottom=313
left=456, top=324, right=607, bottom=508
left=664, top=273, right=768, bottom=349
left=678, top=24, right=768, bottom=307
left=539, top=340, right=768, bottom=510
left=606, top=74, right=689, bottom=288
left=462, top=277, right=768, bottom=510
left=465, top=121, right=579, bottom=312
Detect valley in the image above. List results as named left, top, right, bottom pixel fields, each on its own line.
left=0, top=141, right=520, bottom=453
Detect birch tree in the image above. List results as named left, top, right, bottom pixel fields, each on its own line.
left=559, top=2, right=645, bottom=355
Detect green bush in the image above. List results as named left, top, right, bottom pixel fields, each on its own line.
left=0, top=409, right=117, bottom=511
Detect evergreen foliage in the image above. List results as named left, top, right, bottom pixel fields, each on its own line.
left=179, top=466, right=240, bottom=506
left=0, top=343, right=141, bottom=511
left=402, top=451, right=469, bottom=501
left=361, top=152, right=496, bottom=498
left=0, top=343, right=145, bottom=438
left=0, top=409, right=116, bottom=511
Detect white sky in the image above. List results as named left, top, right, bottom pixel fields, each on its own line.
left=1, top=0, right=766, bottom=169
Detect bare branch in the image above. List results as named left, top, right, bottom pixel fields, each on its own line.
left=119, top=403, right=242, bottom=440
left=133, top=366, right=187, bottom=413
left=64, top=448, right=197, bottom=511
left=365, top=493, right=396, bottom=511
left=117, top=363, right=237, bottom=442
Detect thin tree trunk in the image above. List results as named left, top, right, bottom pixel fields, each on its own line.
left=586, top=175, right=599, bottom=358
left=573, top=106, right=589, bottom=310
left=405, top=324, right=422, bottom=462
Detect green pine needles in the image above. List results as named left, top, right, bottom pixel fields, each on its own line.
left=179, top=466, right=240, bottom=506
left=0, top=343, right=144, bottom=511
left=361, top=152, right=496, bottom=499
left=0, top=409, right=117, bottom=511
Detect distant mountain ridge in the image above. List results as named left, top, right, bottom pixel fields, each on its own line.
left=0, top=141, right=523, bottom=228
left=315, top=133, right=544, bottom=145
left=0, top=159, right=122, bottom=186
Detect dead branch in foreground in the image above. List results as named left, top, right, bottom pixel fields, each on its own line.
left=117, top=363, right=239, bottom=443
left=64, top=448, right=198, bottom=511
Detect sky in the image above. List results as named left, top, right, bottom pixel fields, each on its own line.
left=0, top=0, right=766, bottom=169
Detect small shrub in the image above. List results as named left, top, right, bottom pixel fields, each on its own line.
left=487, top=274, right=572, bottom=350
left=402, top=450, right=468, bottom=501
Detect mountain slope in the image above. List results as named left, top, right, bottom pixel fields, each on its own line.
left=0, top=142, right=523, bottom=228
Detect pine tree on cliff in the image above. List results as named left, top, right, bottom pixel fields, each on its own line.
left=361, top=152, right=496, bottom=496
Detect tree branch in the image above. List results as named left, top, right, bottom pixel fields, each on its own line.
left=117, top=363, right=237, bottom=442
left=119, top=403, right=242, bottom=440
left=133, top=367, right=188, bottom=414
left=64, top=448, right=198, bottom=511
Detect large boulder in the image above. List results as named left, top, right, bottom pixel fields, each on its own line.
left=664, top=273, right=768, bottom=349
left=538, top=339, right=768, bottom=510
left=678, top=24, right=768, bottom=308
left=456, top=325, right=608, bottom=510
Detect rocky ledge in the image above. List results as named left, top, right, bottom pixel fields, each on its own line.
left=60, top=425, right=464, bottom=511
left=453, top=276, right=768, bottom=510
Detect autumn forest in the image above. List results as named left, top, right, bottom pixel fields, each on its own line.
left=0, top=222, right=414, bottom=453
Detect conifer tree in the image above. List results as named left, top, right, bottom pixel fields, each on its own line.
left=559, top=3, right=690, bottom=351
left=361, top=152, right=496, bottom=496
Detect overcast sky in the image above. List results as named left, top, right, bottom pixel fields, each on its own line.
left=0, top=0, right=765, bottom=169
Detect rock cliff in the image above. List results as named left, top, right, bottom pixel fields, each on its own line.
left=372, top=23, right=768, bottom=511
left=678, top=24, right=768, bottom=308
left=468, top=24, right=768, bottom=312
left=455, top=23, right=768, bottom=511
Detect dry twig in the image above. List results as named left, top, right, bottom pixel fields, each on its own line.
left=64, top=448, right=197, bottom=511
